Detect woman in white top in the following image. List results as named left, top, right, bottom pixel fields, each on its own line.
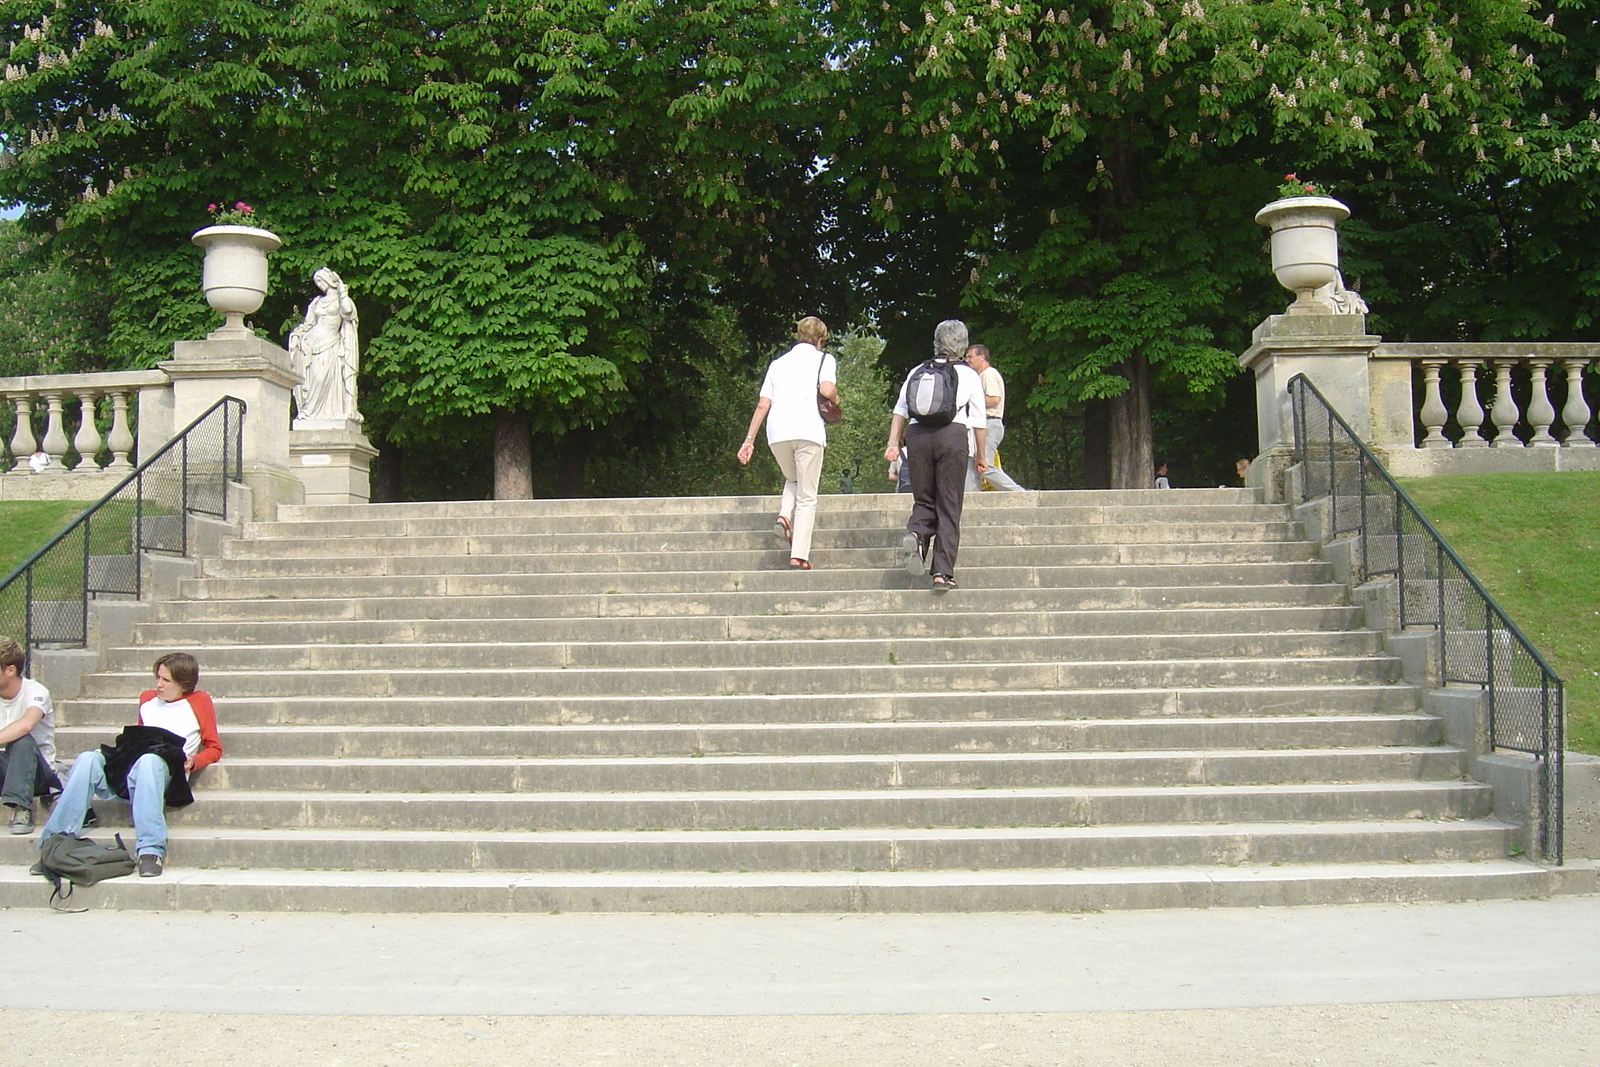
left=736, top=317, right=839, bottom=569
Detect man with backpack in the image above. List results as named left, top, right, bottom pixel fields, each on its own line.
left=882, top=319, right=988, bottom=592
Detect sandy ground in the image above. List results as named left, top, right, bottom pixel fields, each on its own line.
left=2, top=999, right=1598, bottom=1066
left=4, top=896, right=1599, bottom=1065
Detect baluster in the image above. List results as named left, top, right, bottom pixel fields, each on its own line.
left=8, top=395, right=36, bottom=472
left=70, top=391, right=104, bottom=470
left=1561, top=358, right=1596, bottom=446
left=1488, top=359, right=1521, bottom=446
left=39, top=392, right=69, bottom=473
left=1418, top=359, right=1451, bottom=447
left=1455, top=362, right=1488, bottom=447
left=1525, top=358, right=1558, bottom=446
left=105, top=389, right=136, bottom=470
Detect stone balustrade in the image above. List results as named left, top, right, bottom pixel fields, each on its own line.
left=0, top=371, right=173, bottom=499
left=1371, top=343, right=1598, bottom=450
left=1366, top=344, right=1600, bottom=479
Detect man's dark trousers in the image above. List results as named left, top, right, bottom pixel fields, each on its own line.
left=0, top=735, right=55, bottom=808
left=905, top=420, right=970, bottom=578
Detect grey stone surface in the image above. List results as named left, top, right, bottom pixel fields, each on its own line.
left=12, top=489, right=1570, bottom=914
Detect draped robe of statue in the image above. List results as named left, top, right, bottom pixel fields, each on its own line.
left=289, top=268, right=361, bottom=424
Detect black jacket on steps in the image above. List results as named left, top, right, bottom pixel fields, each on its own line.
left=100, top=725, right=194, bottom=807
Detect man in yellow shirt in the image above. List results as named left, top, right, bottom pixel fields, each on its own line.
left=965, top=345, right=1027, bottom=492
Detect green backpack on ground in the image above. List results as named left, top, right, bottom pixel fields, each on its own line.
left=34, top=832, right=137, bottom=912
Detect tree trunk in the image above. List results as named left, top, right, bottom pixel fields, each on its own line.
left=369, top=440, right=404, bottom=503
left=1108, top=350, right=1153, bottom=489
left=1082, top=401, right=1110, bottom=489
left=553, top=428, right=591, bottom=499
left=492, top=408, right=534, bottom=500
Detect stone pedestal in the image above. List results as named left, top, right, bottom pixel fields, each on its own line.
left=289, top=420, right=378, bottom=505
left=1239, top=313, right=1381, bottom=500
left=161, top=331, right=304, bottom=520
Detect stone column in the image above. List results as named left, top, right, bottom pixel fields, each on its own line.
left=1239, top=313, right=1381, bottom=500
left=161, top=333, right=304, bottom=520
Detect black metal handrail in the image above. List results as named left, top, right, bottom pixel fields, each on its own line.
left=1288, top=373, right=1564, bottom=863
left=0, top=396, right=245, bottom=668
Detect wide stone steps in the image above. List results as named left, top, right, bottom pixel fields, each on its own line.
left=0, top=860, right=1550, bottom=913
left=4, top=488, right=1558, bottom=914
left=92, top=631, right=1386, bottom=672
left=57, top=684, right=1427, bottom=726
left=71, top=658, right=1402, bottom=700
left=16, top=780, right=1494, bottom=831
left=203, top=542, right=1322, bottom=574
left=174, top=561, right=1334, bottom=600
left=54, top=714, right=1444, bottom=757
left=129, top=747, right=1469, bottom=793
left=0, top=821, right=1511, bottom=875
left=122, top=603, right=1369, bottom=644
left=150, top=584, right=1356, bottom=621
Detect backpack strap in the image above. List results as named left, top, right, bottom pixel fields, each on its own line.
left=47, top=875, right=86, bottom=913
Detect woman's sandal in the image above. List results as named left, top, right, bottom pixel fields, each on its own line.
left=789, top=558, right=812, bottom=570
left=773, top=516, right=792, bottom=544
left=931, top=574, right=957, bottom=592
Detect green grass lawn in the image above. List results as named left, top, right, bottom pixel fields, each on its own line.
left=1398, top=470, right=1600, bottom=755
left=0, top=500, right=95, bottom=576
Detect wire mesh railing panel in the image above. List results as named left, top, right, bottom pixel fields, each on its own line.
left=1288, top=374, right=1564, bottom=863
left=0, top=396, right=244, bottom=663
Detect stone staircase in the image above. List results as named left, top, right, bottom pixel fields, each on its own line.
left=0, top=489, right=1558, bottom=912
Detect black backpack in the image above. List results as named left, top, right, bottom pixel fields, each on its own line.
left=905, top=359, right=960, bottom=427
left=35, top=832, right=137, bottom=912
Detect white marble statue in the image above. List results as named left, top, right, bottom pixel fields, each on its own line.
left=289, top=268, right=361, bottom=424
left=1312, top=271, right=1369, bottom=315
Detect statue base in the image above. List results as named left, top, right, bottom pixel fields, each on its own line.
left=289, top=424, right=379, bottom=506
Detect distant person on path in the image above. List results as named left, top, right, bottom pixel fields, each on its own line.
left=884, top=319, right=987, bottom=593
left=39, top=652, right=221, bottom=878
left=0, top=638, right=58, bottom=835
left=963, top=344, right=1027, bottom=492
left=737, top=316, right=839, bottom=570
left=1155, top=462, right=1172, bottom=489
left=27, top=449, right=49, bottom=474
left=1236, top=457, right=1251, bottom=485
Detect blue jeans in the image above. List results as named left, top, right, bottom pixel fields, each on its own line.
left=40, top=749, right=172, bottom=857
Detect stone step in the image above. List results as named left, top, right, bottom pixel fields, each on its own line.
left=128, top=604, right=1370, bottom=645
left=144, top=747, right=1467, bottom=794
left=174, top=561, right=1335, bottom=600
left=0, top=821, right=1511, bottom=874
left=95, top=631, right=1387, bottom=673
left=49, top=780, right=1494, bottom=831
left=59, top=685, right=1423, bottom=727
left=269, top=487, right=1264, bottom=522
left=71, top=657, right=1403, bottom=700
left=234, top=517, right=1304, bottom=546
left=207, top=540, right=1322, bottom=572
left=0, top=859, right=1555, bottom=913
left=148, top=584, right=1355, bottom=622
left=53, top=714, right=1444, bottom=758
left=275, top=486, right=1259, bottom=516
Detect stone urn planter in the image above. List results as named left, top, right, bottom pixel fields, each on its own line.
left=1254, top=196, right=1351, bottom=314
left=191, top=224, right=282, bottom=333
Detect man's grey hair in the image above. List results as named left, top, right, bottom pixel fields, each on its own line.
left=933, top=319, right=969, bottom=361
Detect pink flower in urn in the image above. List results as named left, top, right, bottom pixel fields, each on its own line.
left=207, top=203, right=217, bottom=211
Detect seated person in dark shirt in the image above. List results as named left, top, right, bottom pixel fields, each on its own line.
left=39, top=652, right=221, bottom=878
